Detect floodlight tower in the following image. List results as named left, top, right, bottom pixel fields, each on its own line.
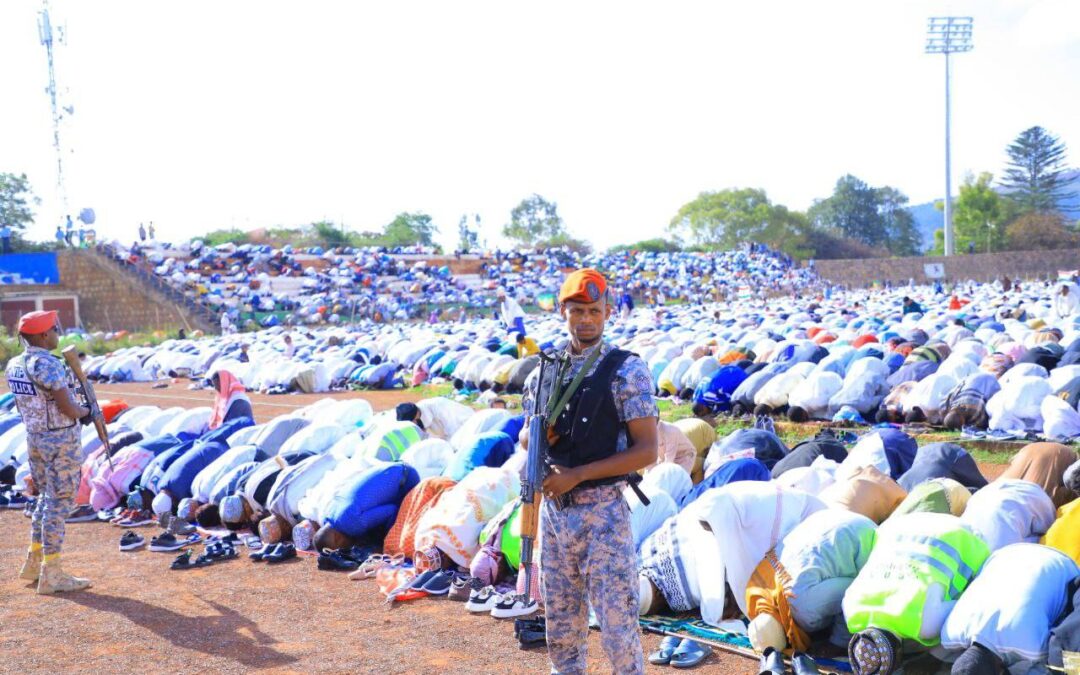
left=38, top=0, right=68, bottom=212
left=926, top=17, right=973, bottom=257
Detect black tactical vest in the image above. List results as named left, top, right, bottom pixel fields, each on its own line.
left=548, top=348, right=632, bottom=487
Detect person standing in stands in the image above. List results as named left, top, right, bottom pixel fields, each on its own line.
left=138, top=222, right=146, bottom=242
left=4, top=310, right=92, bottom=594
left=522, top=268, right=659, bottom=675
left=54, top=225, right=65, bottom=248
left=148, top=222, right=155, bottom=240
left=1, top=222, right=12, bottom=255
left=497, top=287, right=527, bottom=336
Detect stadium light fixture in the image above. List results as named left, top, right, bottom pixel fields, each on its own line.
left=926, top=17, right=974, bottom=257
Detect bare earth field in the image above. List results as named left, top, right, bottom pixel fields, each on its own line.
left=0, top=382, right=1011, bottom=674
left=0, top=382, right=758, bottom=675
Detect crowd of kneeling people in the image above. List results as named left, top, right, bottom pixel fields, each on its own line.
left=2, top=361, right=1080, bottom=675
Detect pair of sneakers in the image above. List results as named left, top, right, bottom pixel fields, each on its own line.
left=465, top=585, right=539, bottom=619
left=112, top=509, right=155, bottom=527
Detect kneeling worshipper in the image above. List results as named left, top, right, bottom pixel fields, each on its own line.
left=998, top=441, right=1080, bottom=508
left=414, top=466, right=517, bottom=572
left=402, top=398, right=475, bottom=440
left=889, top=478, right=971, bottom=519
left=640, top=481, right=826, bottom=626
left=207, top=370, right=253, bottom=429
left=746, top=509, right=877, bottom=654
left=843, top=513, right=991, bottom=675
left=672, top=417, right=716, bottom=484
left=940, top=372, right=1000, bottom=430
left=442, top=431, right=514, bottom=482
left=897, top=443, right=987, bottom=493
left=959, top=478, right=1057, bottom=551
left=771, top=432, right=847, bottom=480
left=819, top=465, right=907, bottom=525
left=627, top=463, right=692, bottom=548
left=313, top=462, right=419, bottom=552
left=834, top=428, right=918, bottom=483
left=702, top=428, right=789, bottom=478
left=648, top=420, right=696, bottom=476
left=220, top=448, right=318, bottom=532
left=941, top=543, right=1080, bottom=675
left=679, top=457, right=770, bottom=509
left=188, top=443, right=268, bottom=511
left=265, top=451, right=349, bottom=548
left=399, top=438, right=454, bottom=479
left=383, top=477, right=457, bottom=560
left=151, top=417, right=254, bottom=517
left=1049, top=572, right=1080, bottom=672
left=1042, top=460, right=1080, bottom=565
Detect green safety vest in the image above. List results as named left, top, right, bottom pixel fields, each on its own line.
left=845, top=514, right=991, bottom=646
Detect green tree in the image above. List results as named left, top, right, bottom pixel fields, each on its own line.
left=457, top=215, right=479, bottom=251
left=930, top=172, right=1013, bottom=254
left=1005, top=211, right=1079, bottom=251
left=312, top=221, right=351, bottom=248
left=808, top=175, right=920, bottom=255
left=383, top=212, right=437, bottom=247
left=0, top=172, right=38, bottom=231
left=1001, top=126, right=1076, bottom=212
left=199, top=228, right=250, bottom=247
left=503, top=194, right=566, bottom=245
left=609, top=237, right=682, bottom=253
left=668, top=187, right=809, bottom=255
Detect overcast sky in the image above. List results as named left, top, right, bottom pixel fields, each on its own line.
left=1, top=0, right=1078, bottom=250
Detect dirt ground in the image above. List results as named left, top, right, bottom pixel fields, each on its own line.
left=0, top=382, right=1013, bottom=674
left=0, top=382, right=760, bottom=675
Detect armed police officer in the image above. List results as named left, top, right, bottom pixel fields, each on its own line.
left=523, top=269, right=659, bottom=675
left=5, top=310, right=93, bottom=594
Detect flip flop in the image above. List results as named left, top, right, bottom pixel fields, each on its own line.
left=648, top=635, right=683, bottom=665
left=170, top=551, right=198, bottom=570
left=670, top=639, right=711, bottom=669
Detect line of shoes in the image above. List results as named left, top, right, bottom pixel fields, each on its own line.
left=353, top=553, right=541, bottom=619
left=314, top=546, right=379, bottom=572
left=117, top=529, right=204, bottom=553
left=759, top=646, right=820, bottom=675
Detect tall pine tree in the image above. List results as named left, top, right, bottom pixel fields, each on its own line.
left=1001, top=126, right=1076, bottom=212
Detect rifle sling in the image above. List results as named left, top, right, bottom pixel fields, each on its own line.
left=545, top=346, right=602, bottom=425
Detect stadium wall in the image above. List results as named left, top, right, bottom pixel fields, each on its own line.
left=1, top=250, right=204, bottom=333
left=810, top=249, right=1080, bottom=287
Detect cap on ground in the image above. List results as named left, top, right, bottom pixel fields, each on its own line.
left=17, top=310, right=57, bottom=335
left=559, top=268, right=607, bottom=305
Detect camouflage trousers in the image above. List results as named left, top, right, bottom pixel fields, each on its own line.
left=541, top=485, right=644, bottom=675
left=26, top=429, right=82, bottom=556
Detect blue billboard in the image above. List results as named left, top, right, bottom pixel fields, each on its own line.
left=0, top=252, right=61, bottom=285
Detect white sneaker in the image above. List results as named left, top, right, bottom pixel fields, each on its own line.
left=465, top=586, right=499, bottom=613
left=490, top=593, right=538, bottom=619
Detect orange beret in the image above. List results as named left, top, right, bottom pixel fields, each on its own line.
left=559, top=268, right=607, bottom=304
left=17, top=310, right=58, bottom=335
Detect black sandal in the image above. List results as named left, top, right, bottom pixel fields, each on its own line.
left=170, top=550, right=194, bottom=570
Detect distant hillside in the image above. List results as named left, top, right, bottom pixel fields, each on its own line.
left=908, top=168, right=1080, bottom=251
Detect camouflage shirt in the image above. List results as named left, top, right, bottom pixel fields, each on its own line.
left=523, top=341, right=658, bottom=453
left=5, top=346, right=78, bottom=435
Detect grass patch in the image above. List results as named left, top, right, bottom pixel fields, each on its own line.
left=0, top=330, right=175, bottom=369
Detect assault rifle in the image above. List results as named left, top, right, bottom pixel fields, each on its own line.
left=62, top=346, right=113, bottom=471
left=519, top=350, right=559, bottom=604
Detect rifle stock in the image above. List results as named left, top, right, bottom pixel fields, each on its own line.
left=61, top=346, right=112, bottom=470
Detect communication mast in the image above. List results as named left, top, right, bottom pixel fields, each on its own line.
left=38, top=0, right=68, bottom=212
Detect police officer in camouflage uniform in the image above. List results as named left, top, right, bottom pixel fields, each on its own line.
left=523, top=269, right=659, bottom=675
left=5, top=310, right=93, bottom=594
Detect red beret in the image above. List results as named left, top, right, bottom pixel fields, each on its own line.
left=17, top=310, right=58, bottom=336
left=559, top=268, right=607, bottom=305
